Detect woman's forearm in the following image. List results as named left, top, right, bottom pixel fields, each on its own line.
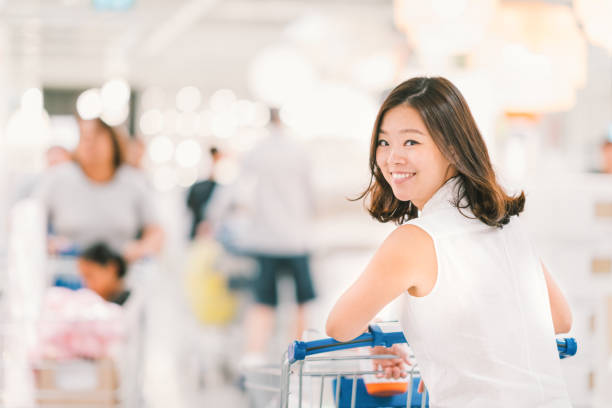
left=138, top=225, right=164, bottom=255
left=124, top=225, right=164, bottom=262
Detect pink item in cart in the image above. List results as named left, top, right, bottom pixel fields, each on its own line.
left=31, top=287, right=126, bottom=361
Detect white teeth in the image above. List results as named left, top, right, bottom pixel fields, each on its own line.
left=391, top=172, right=415, bottom=179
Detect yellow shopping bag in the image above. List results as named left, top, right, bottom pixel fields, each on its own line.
left=184, top=238, right=237, bottom=325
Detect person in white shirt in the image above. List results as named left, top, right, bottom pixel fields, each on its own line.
left=326, top=77, right=573, bottom=407
left=238, top=108, right=316, bottom=365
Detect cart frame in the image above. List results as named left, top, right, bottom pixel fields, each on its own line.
left=273, top=322, right=577, bottom=408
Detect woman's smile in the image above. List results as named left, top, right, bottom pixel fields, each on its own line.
left=390, top=171, right=416, bottom=185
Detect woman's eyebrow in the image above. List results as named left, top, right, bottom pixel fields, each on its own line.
left=379, top=128, right=425, bottom=135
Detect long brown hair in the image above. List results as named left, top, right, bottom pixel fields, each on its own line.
left=357, top=77, right=525, bottom=228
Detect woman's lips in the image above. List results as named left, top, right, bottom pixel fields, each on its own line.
left=390, top=171, right=416, bottom=185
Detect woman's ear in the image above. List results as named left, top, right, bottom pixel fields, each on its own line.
left=444, top=163, right=458, bottom=180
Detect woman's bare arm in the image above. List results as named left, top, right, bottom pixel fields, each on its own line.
left=325, top=225, right=435, bottom=342
left=541, top=261, right=572, bottom=334
left=123, top=225, right=164, bottom=263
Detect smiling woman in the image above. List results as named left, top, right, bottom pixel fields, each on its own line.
left=326, top=77, right=573, bottom=407
left=375, top=104, right=456, bottom=208
left=357, top=77, right=525, bottom=227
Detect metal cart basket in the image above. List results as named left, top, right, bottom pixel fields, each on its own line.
left=245, top=322, right=578, bottom=408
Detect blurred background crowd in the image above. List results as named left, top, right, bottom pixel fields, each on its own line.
left=0, top=0, right=611, bottom=407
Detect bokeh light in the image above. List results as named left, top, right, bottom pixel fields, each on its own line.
left=101, top=78, right=130, bottom=110
left=100, top=104, right=129, bottom=126
left=209, top=89, right=237, bottom=113
left=163, top=110, right=179, bottom=134
left=250, top=102, right=270, bottom=128
left=233, top=99, right=256, bottom=127
left=176, top=112, right=199, bottom=136
left=140, top=109, right=164, bottom=136
left=175, top=139, right=202, bottom=168
left=148, top=135, right=174, bottom=164
left=176, top=86, right=202, bottom=112
left=210, top=111, right=238, bottom=139
left=76, top=89, right=103, bottom=120
left=20, top=88, right=44, bottom=112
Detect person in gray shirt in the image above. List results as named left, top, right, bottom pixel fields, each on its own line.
left=33, top=117, right=163, bottom=263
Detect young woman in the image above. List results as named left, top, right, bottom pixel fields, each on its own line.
left=326, top=77, right=572, bottom=406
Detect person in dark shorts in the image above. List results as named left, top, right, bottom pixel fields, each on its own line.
left=239, top=108, right=316, bottom=366
left=253, top=255, right=315, bottom=307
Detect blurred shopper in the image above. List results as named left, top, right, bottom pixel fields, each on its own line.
left=46, top=145, right=72, bottom=168
left=124, top=136, right=146, bottom=169
left=186, top=147, right=221, bottom=240
left=240, top=109, right=316, bottom=365
left=326, top=77, right=572, bottom=406
left=33, top=116, right=163, bottom=262
left=78, top=242, right=130, bottom=306
left=600, top=139, right=612, bottom=174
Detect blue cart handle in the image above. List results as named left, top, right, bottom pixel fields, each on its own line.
left=289, top=323, right=578, bottom=364
left=288, top=323, right=406, bottom=364
left=557, top=337, right=577, bottom=359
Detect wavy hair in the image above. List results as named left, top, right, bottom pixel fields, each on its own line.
left=357, top=77, right=525, bottom=228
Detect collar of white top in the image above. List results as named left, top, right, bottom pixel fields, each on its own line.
left=420, top=176, right=461, bottom=216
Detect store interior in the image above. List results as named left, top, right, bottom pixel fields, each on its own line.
left=1, top=0, right=611, bottom=407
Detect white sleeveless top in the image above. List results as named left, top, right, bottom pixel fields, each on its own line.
left=400, top=178, right=571, bottom=407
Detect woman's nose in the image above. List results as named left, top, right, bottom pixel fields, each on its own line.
left=387, top=148, right=405, bottom=165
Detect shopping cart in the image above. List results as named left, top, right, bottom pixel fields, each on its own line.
left=0, top=256, right=151, bottom=408
left=244, top=322, right=578, bottom=408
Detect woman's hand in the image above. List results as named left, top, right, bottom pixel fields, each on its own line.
left=123, top=225, right=164, bottom=263
left=122, top=240, right=147, bottom=263
left=371, top=343, right=411, bottom=379
left=47, top=235, right=74, bottom=255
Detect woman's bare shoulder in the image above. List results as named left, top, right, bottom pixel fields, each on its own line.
left=389, top=223, right=433, bottom=247
left=377, top=224, right=435, bottom=266
left=384, top=224, right=437, bottom=294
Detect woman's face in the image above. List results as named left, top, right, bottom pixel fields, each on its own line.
left=76, top=120, right=114, bottom=168
left=375, top=104, right=455, bottom=210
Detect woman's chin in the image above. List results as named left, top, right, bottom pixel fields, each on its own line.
left=392, top=190, right=412, bottom=203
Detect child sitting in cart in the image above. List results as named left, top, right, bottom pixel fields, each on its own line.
left=326, top=77, right=573, bottom=407
left=78, top=242, right=131, bottom=306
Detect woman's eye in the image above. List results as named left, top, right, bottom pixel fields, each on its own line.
left=405, top=140, right=418, bottom=146
left=377, top=139, right=389, bottom=147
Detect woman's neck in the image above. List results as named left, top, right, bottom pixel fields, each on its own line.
left=80, top=162, right=115, bottom=183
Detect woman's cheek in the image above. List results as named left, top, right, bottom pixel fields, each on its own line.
left=375, top=151, right=387, bottom=170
